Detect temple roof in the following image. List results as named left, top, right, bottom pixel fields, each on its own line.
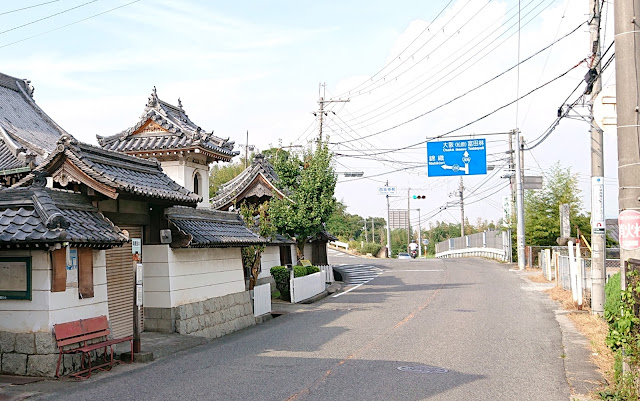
left=13, top=134, right=200, bottom=205
left=0, top=71, right=66, bottom=171
left=0, top=180, right=127, bottom=248
left=97, top=87, right=238, bottom=162
left=165, top=206, right=266, bottom=248
left=210, top=154, right=289, bottom=210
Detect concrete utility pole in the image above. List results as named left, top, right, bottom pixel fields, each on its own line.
left=614, top=0, right=640, bottom=290
left=459, top=177, right=465, bottom=237
left=371, top=217, right=375, bottom=243
left=514, top=129, right=526, bottom=270
left=386, top=193, right=392, bottom=257
left=364, top=218, right=368, bottom=242
left=418, top=208, right=422, bottom=257
left=589, top=0, right=605, bottom=316
left=509, top=132, right=516, bottom=223
left=316, top=83, right=350, bottom=142
left=407, top=188, right=412, bottom=251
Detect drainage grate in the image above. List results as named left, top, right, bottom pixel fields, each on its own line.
left=397, top=365, right=448, bottom=374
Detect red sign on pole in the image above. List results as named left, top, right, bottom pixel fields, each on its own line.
left=618, top=210, right=640, bottom=250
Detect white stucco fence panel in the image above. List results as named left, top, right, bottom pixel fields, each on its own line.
left=290, top=272, right=324, bottom=303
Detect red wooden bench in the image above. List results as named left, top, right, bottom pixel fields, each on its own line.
left=54, top=315, right=133, bottom=379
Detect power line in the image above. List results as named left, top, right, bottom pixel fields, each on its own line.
left=0, top=0, right=61, bottom=16
left=0, top=0, right=99, bottom=36
left=0, top=0, right=142, bottom=50
left=338, top=57, right=586, bottom=158
left=336, top=0, right=456, bottom=97
left=331, top=20, right=586, bottom=145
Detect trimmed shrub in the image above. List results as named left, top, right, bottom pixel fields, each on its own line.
left=270, top=266, right=290, bottom=301
left=293, top=265, right=307, bottom=278
left=306, top=266, right=320, bottom=275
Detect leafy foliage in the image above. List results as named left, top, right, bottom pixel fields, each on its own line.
left=523, top=163, right=591, bottom=246
left=239, top=202, right=276, bottom=289
left=209, top=154, right=255, bottom=199
left=269, top=141, right=337, bottom=255
left=305, top=265, right=320, bottom=275
left=270, top=266, right=290, bottom=301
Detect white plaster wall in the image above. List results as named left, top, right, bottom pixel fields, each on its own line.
left=160, top=160, right=210, bottom=208
left=142, top=245, right=171, bottom=309
left=259, top=246, right=280, bottom=279
left=0, top=249, right=109, bottom=333
left=303, top=243, right=313, bottom=263
left=167, top=247, right=244, bottom=307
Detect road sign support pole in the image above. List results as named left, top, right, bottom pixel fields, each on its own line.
left=514, top=129, right=526, bottom=270
left=407, top=188, right=411, bottom=252
left=386, top=195, right=392, bottom=258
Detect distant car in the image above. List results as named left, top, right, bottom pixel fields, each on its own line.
left=397, top=252, right=411, bottom=260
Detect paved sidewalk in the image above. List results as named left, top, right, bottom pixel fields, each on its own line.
left=512, top=267, right=605, bottom=401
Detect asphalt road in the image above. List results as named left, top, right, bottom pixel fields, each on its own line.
left=38, top=254, right=571, bottom=401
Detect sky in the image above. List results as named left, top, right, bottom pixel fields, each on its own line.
left=0, top=0, right=619, bottom=231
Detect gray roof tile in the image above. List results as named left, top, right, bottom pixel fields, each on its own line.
left=166, top=206, right=266, bottom=248
left=0, top=186, right=127, bottom=248
left=0, top=72, right=66, bottom=159
left=14, top=135, right=201, bottom=204
left=210, top=154, right=287, bottom=210
left=97, top=88, right=238, bottom=160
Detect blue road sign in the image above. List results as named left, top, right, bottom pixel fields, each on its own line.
left=427, top=139, right=487, bottom=177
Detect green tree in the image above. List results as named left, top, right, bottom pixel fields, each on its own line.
left=326, top=200, right=365, bottom=241
left=523, top=163, right=590, bottom=246
left=269, top=141, right=337, bottom=257
left=209, top=154, right=255, bottom=198
left=239, top=201, right=276, bottom=290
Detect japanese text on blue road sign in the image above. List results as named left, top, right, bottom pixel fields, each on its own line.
left=427, top=139, right=487, bottom=177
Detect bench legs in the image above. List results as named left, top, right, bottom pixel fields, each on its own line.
left=56, top=340, right=133, bottom=379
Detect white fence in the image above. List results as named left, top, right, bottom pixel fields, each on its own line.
left=253, top=283, right=271, bottom=317
left=290, top=272, right=325, bottom=303
left=330, top=240, right=349, bottom=250
left=317, top=265, right=334, bottom=283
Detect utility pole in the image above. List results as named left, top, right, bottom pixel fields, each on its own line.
left=459, top=177, right=465, bottom=237
left=371, top=217, right=375, bottom=243
left=589, top=0, right=605, bottom=316
left=418, top=208, right=422, bottom=257
left=316, top=83, right=350, bottom=142
left=514, top=129, right=526, bottom=270
left=407, top=188, right=411, bottom=251
left=364, top=218, right=368, bottom=242
left=509, top=132, right=516, bottom=223
left=615, top=0, right=640, bottom=290
left=386, top=193, right=392, bottom=257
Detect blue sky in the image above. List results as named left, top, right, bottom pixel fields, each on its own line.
left=0, top=0, right=620, bottom=228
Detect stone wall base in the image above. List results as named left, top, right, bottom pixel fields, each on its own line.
left=0, top=331, right=108, bottom=377
left=173, top=291, right=255, bottom=338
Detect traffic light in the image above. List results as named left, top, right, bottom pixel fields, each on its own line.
left=412, top=195, right=426, bottom=199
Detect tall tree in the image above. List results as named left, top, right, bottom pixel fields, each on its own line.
left=269, top=141, right=337, bottom=257
left=524, top=163, right=590, bottom=246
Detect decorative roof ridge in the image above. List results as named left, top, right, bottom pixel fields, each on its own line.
left=31, top=187, right=69, bottom=231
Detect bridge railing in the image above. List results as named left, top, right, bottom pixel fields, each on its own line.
left=435, top=230, right=512, bottom=262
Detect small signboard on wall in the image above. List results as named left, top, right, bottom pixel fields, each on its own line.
left=0, top=257, right=31, bottom=300
left=66, top=248, right=78, bottom=287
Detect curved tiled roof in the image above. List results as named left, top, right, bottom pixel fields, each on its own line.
left=97, top=88, right=238, bottom=160
left=14, top=135, right=201, bottom=204
left=210, top=154, right=289, bottom=210
left=0, top=185, right=127, bottom=248
left=0, top=71, right=67, bottom=161
left=166, top=206, right=266, bottom=248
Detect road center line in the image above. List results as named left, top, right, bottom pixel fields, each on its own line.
left=332, top=283, right=364, bottom=297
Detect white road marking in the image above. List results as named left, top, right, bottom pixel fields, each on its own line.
left=390, top=269, right=445, bottom=272
left=332, top=283, right=364, bottom=297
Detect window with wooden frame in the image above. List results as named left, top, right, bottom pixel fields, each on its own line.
left=51, top=247, right=94, bottom=298
left=0, top=257, right=32, bottom=300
